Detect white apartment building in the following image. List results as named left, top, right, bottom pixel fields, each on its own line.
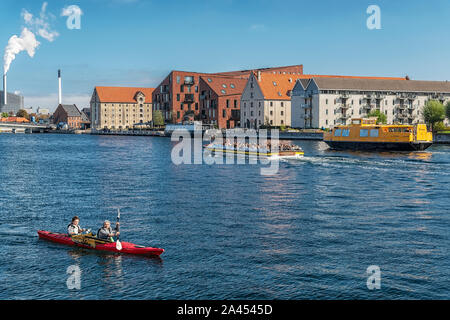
left=240, top=71, right=303, bottom=128
left=291, top=77, right=450, bottom=129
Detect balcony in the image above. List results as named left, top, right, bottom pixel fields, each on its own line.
left=396, top=93, right=408, bottom=100
left=432, top=94, right=446, bottom=101
left=230, top=110, right=240, bottom=120
left=340, top=92, right=349, bottom=99
left=339, top=104, right=350, bottom=109
left=374, top=93, right=385, bottom=99
left=301, top=103, right=311, bottom=108
left=340, top=113, right=351, bottom=119
left=184, top=94, right=195, bottom=103
left=160, top=85, right=169, bottom=94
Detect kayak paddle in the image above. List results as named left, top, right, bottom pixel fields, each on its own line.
left=116, top=208, right=122, bottom=250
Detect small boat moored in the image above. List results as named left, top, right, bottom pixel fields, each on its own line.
left=323, top=117, right=433, bottom=151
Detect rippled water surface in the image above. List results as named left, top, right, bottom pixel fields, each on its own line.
left=0, top=134, right=449, bottom=299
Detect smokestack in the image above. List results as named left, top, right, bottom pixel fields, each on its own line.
left=58, top=69, right=62, bottom=105
left=3, top=74, right=6, bottom=106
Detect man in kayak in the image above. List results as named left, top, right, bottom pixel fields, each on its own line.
left=67, top=216, right=85, bottom=235
left=97, top=220, right=120, bottom=242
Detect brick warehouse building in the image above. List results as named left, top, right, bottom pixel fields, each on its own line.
left=53, top=104, right=83, bottom=129
left=152, top=65, right=303, bottom=124
left=199, top=75, right=248, bottom=128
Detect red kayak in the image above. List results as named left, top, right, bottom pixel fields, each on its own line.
left=38, top=230, right=164, bottom=257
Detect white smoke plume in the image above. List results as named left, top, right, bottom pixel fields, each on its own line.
left=3, top=2, right=58, bottom=75
left=3, top=28, right=40, bottom=75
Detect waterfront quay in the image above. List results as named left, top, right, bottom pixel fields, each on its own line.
left=89, top=127, right=450, bottom=144
left=91, top=127, right=324, bottom=141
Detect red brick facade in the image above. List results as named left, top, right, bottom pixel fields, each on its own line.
left=199, top=76, right=247, bottom=129
left=152, top=66, right=303, bottom=125
left=152, top=71, right=204, bottom=124
left=53, top=104, right=82, bottom=129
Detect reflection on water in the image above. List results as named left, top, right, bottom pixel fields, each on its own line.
left=0, top=135, right=449, bottom=299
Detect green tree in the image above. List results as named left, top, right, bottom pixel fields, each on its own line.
left=445, top=101, right=450, bottom=120
left=16, top=109, right=29, bottom=119
left=152, top=110, right=164, bottom=127
left=433, top=121, right=446, bottom=132
left=422, top=100, right=445, bottom=131
left=1, top=112, right=9, bottom=118
left=367, top=109, right=387, bottom=124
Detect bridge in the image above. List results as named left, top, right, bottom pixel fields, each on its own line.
left=0, top=122, right=51, bottom=133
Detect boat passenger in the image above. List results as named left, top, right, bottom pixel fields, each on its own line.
left=67, top=216, right=85, bottom=235
left=97, top=220, right=120, bottom=242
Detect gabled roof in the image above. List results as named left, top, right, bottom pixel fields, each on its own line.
left=200, top=75, right=248, bottom=96
left=255, top=73, right=305, bottom=100
left=81, top=111, right=90, bottom=122
left=311, top=77, right=450, bottom=93
left=255, top=72, right=408, bottom=100
left=95, top=87, right=154, bottom=103
left=59, top=104, right=81, bottom=117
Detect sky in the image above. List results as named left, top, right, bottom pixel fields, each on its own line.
left=1, top=0, right=450, bottom=111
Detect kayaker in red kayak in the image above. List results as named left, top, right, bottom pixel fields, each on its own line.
left=67, top=216, right=86, bottom=235
left=97, top=220, right=120, bottom=242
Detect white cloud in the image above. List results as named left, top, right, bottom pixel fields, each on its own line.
left=25, top=93, right=91, bottom=111
left=22, top=2, right=59, bottom=42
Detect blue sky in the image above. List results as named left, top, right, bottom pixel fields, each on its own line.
left=1, top=0, right=450, bottom=110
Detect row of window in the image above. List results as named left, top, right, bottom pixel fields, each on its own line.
left=102, top=103, right=148, bottom=107
left=320, top=108, right=415, bottom=116
left=243, top=101, right=285, bottom=108
left=319, top=90, right=447, bottom=97
left=333, top=128, right=411, bottom=137
left=103, top=114, right=147, bottom=118
left=245, top=119, right=285, bottom=126
left=334, top=129, right=379, bottom=137
left=243, top=110, right=284, bottom=117
left=104, top=109, right=148, bottom=113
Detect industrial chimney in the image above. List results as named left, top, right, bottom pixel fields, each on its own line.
left=58, top=69, right=62, bottom=105
left=3, top=74, right=6, bottom=106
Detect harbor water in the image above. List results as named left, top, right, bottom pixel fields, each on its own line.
left=0, top=134, right=449, bottom=299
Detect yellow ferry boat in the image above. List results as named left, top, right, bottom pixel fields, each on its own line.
left=323, top=118, right=433, bottom=151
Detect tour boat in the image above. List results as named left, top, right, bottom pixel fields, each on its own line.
left=204, top=143, right=304, bottom=159
left=323, top=118, right=433, bottom=151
